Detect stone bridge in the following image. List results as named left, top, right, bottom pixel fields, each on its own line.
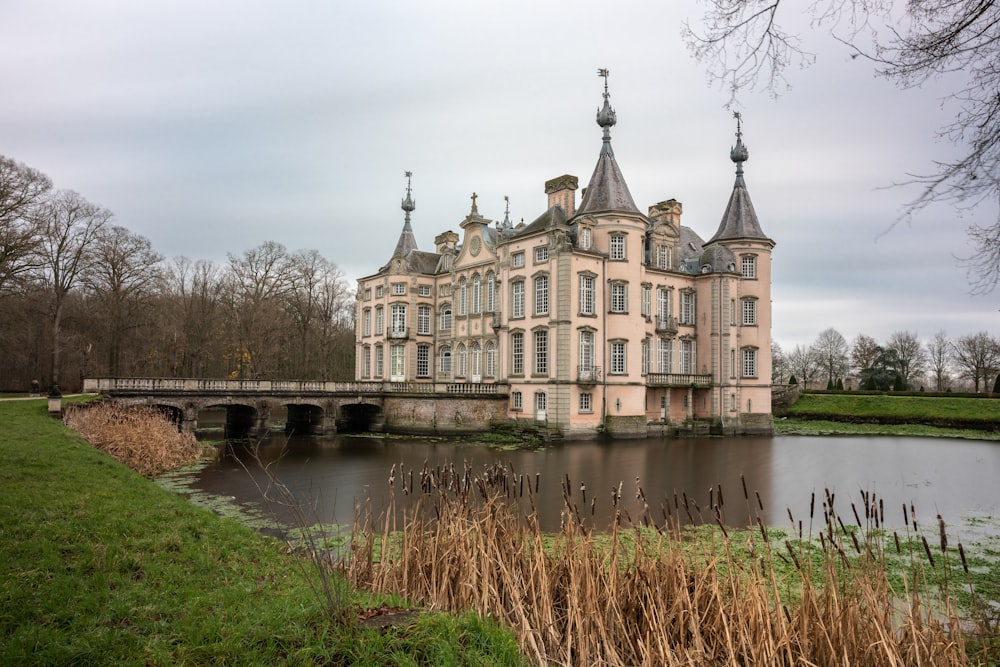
left=83, top=378, right=509, bottom=438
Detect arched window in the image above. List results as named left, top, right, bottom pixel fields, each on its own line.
left=471, top=343, right=482, bottom=379
left=472, top=274, right=481, bottom=314
left=456, top=344, right=468, bottom=377
left=485, top=341, right=496, bottom=377
left=439, top=346, right=452, bottom=375
left=458, top=278, right=468, bottom=316
left=486, top=272, right=496, bottom=312
left=440, top=305, right=452, bottom=331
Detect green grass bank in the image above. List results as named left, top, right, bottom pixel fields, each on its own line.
left=0, top=399, right=527, bottom=666
left=776, top=392, right=1000, bottom=439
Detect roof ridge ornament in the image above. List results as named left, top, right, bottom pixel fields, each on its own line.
left=596, top=68, right=616, bottom=156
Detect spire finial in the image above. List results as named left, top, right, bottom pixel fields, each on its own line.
left=470, top=192, right=479, bottom=216
left=596, top=68, right=616, bottom=155
left=401, top=170, right=415, bottom=224
left=730, top=112, right=749, bottom=186
left=501, top=195, right=511, bottom=229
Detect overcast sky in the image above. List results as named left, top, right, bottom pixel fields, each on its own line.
left=2, top=0, right=997, bottom=350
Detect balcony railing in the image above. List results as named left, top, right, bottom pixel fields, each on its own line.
left=387, top=326, right=408, bottom=339
left=577, top=366, right=601, bottom=383
left=645, top=373, right=712, bottom=387
left=655, top=315, right=678, bottom=335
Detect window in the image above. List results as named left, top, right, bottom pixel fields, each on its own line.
left=579, top=274, right=595, bottom=315
left=730, top=299, right=737, bottom=326
left=579, top=226, right=592, bottom=249
left=535, top=391, right=547, bottom=415
left=610, top=282, right=627, bottom=313
left=534, top=274, right=548, bottom=315
left=440, top=306, right=452, bottom=331
left=392, top=282, right=406, bottom=295
left=610, top=341, right=627, bottom=374
left=376, top=285, right=384, bottom=298
left=512, top=251, right=525, bottom=268
left=390, top=345, right=405, bottom=379
left=511, top=280, right=525, bottom=318
left=579, top=392, right=592, bottom=413
left=610, top=234, right=626, bottom=260
left=375, top=306, right=384, bottom=334
left=512, top=390, right=523, bottom=411
left=657, top=289, right=671, bottom=319
left=458, top=279, right=467, bottom=316
left=680, top=291, right=696, bottom=325
left=658, top=338, right=672, bottom=373
left=579, top=330, right=595, bottom=375
left=641, top=338, right=650, bottom=375
left=742, top=298, right=757, bottom=326
left=418, top=284, right=431, bottom=297
left=364, top=288, right=371, bottom=300
left=390, top=305, right=406, bottom=335
left=680, top=339, right=694, bottom=374
left=374, top=344, right=384, bottom=378
left=511, top=332, right=524, bottom=375
left=535, top=246, right=549, bottom=262
left=486, top=272, right=496, bottom=312
left=656, top=244, right=671, bottom=270
left=741, top=255, right=757, bottom=279
left=742, top=347, right=758, bottom=377
left=641, top=284, right=651, bottom=317
left=730, top=348, right=736, bottom=378
left=417, top=305, right=431, bottom=334
left=362, top=346, right=371, bottom=377
left=471, top=343, right=481, bottom=378
left=439, top=346, right=452, bottom=374
left=363, top=308, right=371, bottom=336
left=456, top=344, right=467, bottom=377
left=485, top=342, right=496, bottom=377
left=472, top=275, right=481, bottom=314
left=416, top=344, right=429, bottom=377
left=534, top=329, right=548, bottom=375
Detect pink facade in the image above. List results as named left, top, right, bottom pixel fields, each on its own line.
left=355, top=84, right=774, bottom=438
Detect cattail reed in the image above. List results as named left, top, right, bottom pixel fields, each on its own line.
left=921, top=535, right=936, bottom=568
left=938, top=514, right=947, bottom=554
left=958, top=542, right=969, bottom=574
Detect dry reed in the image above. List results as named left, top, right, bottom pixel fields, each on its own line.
left=345, top=462, right=991, bottom=666
left=65, top=401, right=202, bottom=477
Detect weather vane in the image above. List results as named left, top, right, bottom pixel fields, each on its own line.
left=597, top=68, right=610, bottom=95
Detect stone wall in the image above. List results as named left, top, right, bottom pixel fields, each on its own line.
left=382, top=394, right=509, bottom=434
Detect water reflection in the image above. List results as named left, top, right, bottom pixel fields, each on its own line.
left=189, top=434, right=1000, bottom=535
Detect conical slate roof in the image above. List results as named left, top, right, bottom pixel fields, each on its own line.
left=576, top=73, right=640, bottom=216
left=707, top=117, right=769, bottom=244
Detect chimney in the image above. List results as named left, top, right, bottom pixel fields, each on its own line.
left=544, top=174, right=578, bottom=217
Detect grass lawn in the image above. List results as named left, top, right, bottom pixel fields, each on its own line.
left=0, top=399, right=527, bottom=666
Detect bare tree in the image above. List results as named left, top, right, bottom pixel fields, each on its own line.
left=285, top=249, right=353, bottom=380
left=1, top=155, right=51, bottom=293
left=952, top=331, right=1000, bottom=392
left=771, top=341, right=788, bottom=384
left=83, top=225, right=164, bottom=376
left=786, top=343, right=821, bottom=388
left=885, top=330, right=928, bottom=390
left=925, top=330, right=952, bottom=391
left=851, top=333, right=881, bottom=376
left=684, top=1, right=1000, bottom=291
left=812, top=327, right=849, bottom=388
left=36, top=190, right=111, bottom=389
left=222, top=241, right=293, bottom=378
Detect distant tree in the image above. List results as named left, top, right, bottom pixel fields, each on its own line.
left=812, top=327, right=849, bottom=388
left=859, top=346, right=903, bottom=392
left=835, top=378, right=844, bottom=390
left=786, top=344, right=820, bottom=388
left=285, top=249, right=353, bottom=380
left=83, top=225, right=164, bottom=376
left=925, top=330, right=952, bottom=391
left=771, top=341, right=788, bottom=384
left=952, top=331, right=1000, bottom=392
left=36, top=190, right=111, bottom=389
left=684, top=1, right=1000, bottom=292
left=0, top=155, right=51, bottom=293
left=886, top=331, right=928, bottom=390
left=851, top=334, right=881, bottom=377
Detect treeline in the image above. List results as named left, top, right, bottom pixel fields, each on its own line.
left=774, top=328, right=1000, bottom=394
left=1, top=154, right=355, bottom=393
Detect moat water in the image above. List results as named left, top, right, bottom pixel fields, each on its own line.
left=183, top=430, right=1000, bottom=537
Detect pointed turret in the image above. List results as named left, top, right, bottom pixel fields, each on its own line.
left=576, top=69, right=640, bottom=216
left=391, top=171, right=419, bottom=257
left=707, top=113, right=770, bottom=244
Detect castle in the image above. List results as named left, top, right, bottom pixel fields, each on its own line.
left=355, top=75, right=774, bottom=438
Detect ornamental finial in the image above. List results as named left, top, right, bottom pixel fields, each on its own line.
left=730, top=112, right=749, bottom=185
left=401, top=170, right=415, bottom=222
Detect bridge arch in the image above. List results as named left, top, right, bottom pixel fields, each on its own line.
left=339, top=402, right=384, bottom=433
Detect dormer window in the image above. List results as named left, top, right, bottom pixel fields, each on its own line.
left=578, top=226, right=592, bottom=249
